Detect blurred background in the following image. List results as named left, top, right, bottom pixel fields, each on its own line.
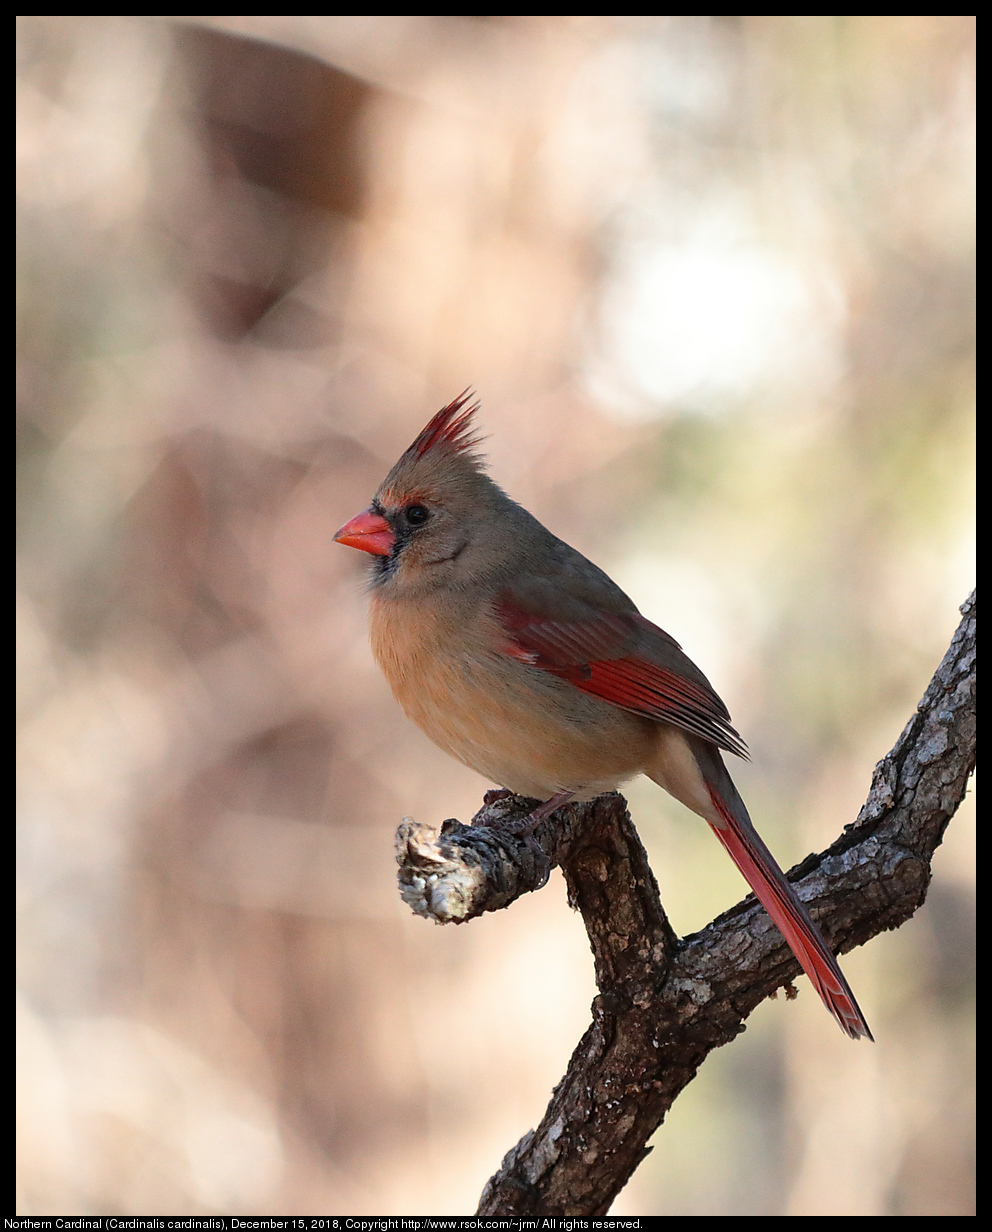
left=17, top=15, right=974, bottom=1216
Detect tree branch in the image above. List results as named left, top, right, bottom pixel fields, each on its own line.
left=394, top=591, right=975, bottom=1216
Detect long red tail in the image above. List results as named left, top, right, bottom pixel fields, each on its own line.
left=700, top=764, right=872, bottom=1040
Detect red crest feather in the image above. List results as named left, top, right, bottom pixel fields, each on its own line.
left=408, top=390, right=483, bottom=461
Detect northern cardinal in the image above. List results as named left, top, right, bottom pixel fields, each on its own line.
left=335, top=393, right=872, bottom=1040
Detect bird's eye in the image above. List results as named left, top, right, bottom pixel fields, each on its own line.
left=404, top=504, right=430, bottom=527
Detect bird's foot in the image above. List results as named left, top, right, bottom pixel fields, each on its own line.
left=472, top=790, right=573, bottom=890
left=482, top=788, right=514, bottom=806
left=496, top=790, right=574, bottom=890
left=478, top=811, right=551, bottom=886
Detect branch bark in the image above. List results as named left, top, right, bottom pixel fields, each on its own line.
left=394, top=592, right=976, bottom=1216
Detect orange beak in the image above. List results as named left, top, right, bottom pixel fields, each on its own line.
left=333, top=508, right=395, bottom=556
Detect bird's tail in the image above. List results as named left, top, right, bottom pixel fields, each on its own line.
left=691, top=740, right=873, bottom=1041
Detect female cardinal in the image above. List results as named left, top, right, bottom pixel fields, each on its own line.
left=335, top=393, right=872, bottom=1040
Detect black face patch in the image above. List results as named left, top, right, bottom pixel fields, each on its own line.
left=371, top=546, right=399, bottom=581
left=369, top=500, right=423, bottom=582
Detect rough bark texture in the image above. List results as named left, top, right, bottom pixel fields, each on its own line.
left=394, top=592, right=976, bottom=1216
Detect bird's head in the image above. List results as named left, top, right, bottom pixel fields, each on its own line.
left=335, top=392, right=518, bottom=595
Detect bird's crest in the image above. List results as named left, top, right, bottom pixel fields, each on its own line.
left=406, top=390, right=484, bottom=464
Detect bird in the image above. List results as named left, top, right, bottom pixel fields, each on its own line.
left=334, top=392, right=872, bottom=1040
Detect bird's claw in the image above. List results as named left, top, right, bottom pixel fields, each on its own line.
left=522, top=830, right=551, bottom=889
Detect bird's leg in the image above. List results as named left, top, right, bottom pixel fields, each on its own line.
left=481, top=789, right=574, bottom=836
left=522, top=789, right=575, bottom=831
left=476, top=788, right=573, bottom=834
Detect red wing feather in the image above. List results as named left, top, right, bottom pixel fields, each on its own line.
left=496, top=598, right=748, bottom=759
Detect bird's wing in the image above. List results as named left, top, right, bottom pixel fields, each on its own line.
left=495, top=594, right=748, bottom=759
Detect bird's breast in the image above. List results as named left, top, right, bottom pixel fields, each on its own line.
left=368, top=592, right=656, bottom=798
